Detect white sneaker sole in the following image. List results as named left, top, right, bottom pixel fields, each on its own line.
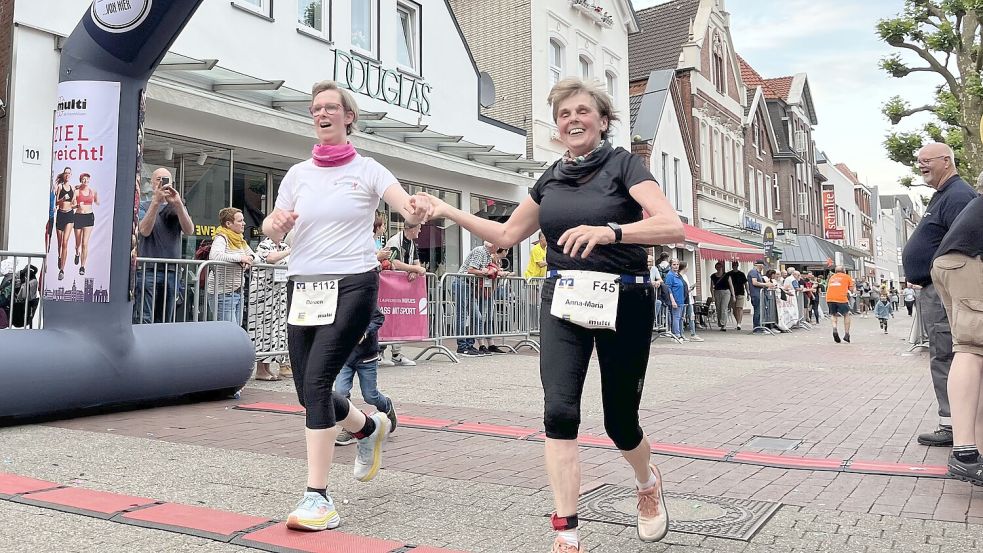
left=286, top=510, right=341, bottom=531
left=354, top=414, right=389, bottom=482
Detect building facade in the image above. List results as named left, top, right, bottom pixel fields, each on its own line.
left=449, top=0, right=638, bottom=163
left=4, top=0, right=545, bottom=274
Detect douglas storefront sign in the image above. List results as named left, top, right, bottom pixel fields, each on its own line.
left=333, top=50, right=432, bottom=115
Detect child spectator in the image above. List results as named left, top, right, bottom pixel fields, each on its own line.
left=874, top=295, right=894, bottom=334
left=334, top=307, right=398, bottom=445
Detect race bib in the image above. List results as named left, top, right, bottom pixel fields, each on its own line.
left=288, top=280, right=339, bottom=326
left=549, top=270, right=620, bottom=330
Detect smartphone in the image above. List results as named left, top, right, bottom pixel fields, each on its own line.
left=161, top=176, right=171, bottom=186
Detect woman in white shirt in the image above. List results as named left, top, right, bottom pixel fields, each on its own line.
left=262, top=81, right=430, bottom=532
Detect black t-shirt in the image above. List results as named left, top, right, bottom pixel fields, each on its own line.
left=530, top=147, right=654, bottom=275
left=727, top=270, right=748, bottom=296
left=710, top=272, right=730, bottom=291
left=936, top=193, right=983, bottom=259
left=902, top=175, right=977, bottom=285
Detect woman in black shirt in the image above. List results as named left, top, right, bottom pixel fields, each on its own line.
left=416, top=78, right=683, bottom=552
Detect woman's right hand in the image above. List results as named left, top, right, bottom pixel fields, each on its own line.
left=269, top=209, right=299, bottom=236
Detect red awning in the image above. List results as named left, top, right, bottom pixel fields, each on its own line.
left=683, top=224, right=762, bottom=262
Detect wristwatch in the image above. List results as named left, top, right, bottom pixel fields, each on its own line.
left=607, top=222, right=623, bottom=243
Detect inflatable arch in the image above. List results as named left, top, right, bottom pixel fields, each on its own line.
left=0, top=0, right=254, bottom=420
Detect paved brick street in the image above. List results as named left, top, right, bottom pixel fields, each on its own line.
left=4, top=314, right=983, bottom=552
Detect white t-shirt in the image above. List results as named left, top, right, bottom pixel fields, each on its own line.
left=275, top=155, right=397, bottom=277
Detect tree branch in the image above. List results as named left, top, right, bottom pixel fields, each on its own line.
left=897, top=41, right=960, bottom=94
left=924, top=2, right=949, bottom=23
left=899, top=105, right=937, bottom=118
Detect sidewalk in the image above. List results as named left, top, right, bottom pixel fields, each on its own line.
left=2, top=314, right=982, bottom=552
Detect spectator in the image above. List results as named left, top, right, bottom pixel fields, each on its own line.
left=379, top=222, right=427, bottom=367
left=889, top=286, right=900, bottom=312
left=747, top=259, right=772, bottom=334
left=334, top=307, right=399, bottom=446
left=664, top=259, right=685, bottom=339
left=709, top=261, right=732, bottom=331
left=903, top=283, right=916, bottom=316
left=650, top=252, right=669, bottom=325
left=726, top=261, right=748, bottom=330
left=524, top=231, right=548, bottom=279
left=134, top=168, right=194, bottom=323
left=678, top=261, right=703, bottom=342
left=454, top=241, right=497, bottom=356
left=930, top=192, right=983, bottom=483
left=208, top=207, right=255, bottom=325
left=248, top=235, right=291, bottom=380
left=902, top=142, right=977, bottom=447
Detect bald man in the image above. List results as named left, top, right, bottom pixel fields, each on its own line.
left=902, top=142, right=977, bottom=447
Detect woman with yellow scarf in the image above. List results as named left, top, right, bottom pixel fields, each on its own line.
left=208, top=207, right=256, bottom=324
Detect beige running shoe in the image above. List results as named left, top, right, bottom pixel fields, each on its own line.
left=637, top=464, right=669, bottom=542
left=550, top=536, right=584, bottom=552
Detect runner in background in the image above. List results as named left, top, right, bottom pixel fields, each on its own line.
left=825, top=265, right=855, bottom=344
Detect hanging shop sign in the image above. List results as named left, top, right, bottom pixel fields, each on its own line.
left=333, top=50, right=432, bottom=115
left=822, top=187, right=843, bottom=240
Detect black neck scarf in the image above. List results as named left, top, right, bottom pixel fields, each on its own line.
left=554, top=140, right=613, bottom=183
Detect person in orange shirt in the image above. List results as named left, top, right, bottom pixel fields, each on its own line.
left=825, top=265, right=856, bottom=343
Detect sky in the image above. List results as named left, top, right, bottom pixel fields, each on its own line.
left=629, top=0, right=941, bottom=200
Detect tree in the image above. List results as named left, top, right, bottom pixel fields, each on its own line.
left=876, top=1, right=983, bottom=186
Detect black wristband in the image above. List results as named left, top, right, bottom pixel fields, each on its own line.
left=607, top=222, right=622, bottom=243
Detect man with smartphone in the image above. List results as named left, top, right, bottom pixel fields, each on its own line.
left=133, top=168, right=194, bottom=323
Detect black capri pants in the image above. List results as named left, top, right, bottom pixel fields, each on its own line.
left=539, top=279, right=655, bottom=451
left=286, top=270, right=379, bottom=430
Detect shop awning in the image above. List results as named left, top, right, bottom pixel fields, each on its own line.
left=780, top=234, right=856, bottom=270
left=683, top=224, right=762, bottom=262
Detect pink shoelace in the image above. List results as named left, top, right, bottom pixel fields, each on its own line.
left=637, top=484, right=663, bottom=517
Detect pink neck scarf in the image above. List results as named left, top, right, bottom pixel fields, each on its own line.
left=312, top=142, right=357, bottom=167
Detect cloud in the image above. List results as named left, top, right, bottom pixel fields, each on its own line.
left=729, top=1, right=872, bottom=52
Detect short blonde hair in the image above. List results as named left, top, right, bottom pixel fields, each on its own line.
left=311, top=80, right=360, bottom=135
left=219, top=207, right=242, bottom=226
left=547, top=78, right=619, bottom=140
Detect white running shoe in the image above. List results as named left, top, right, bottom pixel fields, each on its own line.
left=353, top=412, right=390, bottom=482
left=392, top=354, right=417, bottom=367
left=286, top=492, right=341, bottom=531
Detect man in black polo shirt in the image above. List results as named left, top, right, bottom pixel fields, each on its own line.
left=727, top=261, right=749, bottom=330
left=902, top=142, right=977, bottom=447
left=931, top=190, right=983, bottom=482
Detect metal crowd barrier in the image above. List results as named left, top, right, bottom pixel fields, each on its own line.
left=753, top=288, right=780, bottom=335
left=394, top=271, right=457, bottom=363
left=0, top=251, right=45, bottom=330
left=435, top=273, right=540, bottom=354
left=792, top=290, right=813, bottom=330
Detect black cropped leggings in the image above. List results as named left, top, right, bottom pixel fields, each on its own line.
left=286, top=270, right=379, bottom=430
left=539, top=280, right=655, bottom=451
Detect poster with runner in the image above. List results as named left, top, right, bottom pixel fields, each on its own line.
left=43, top=80, right=121, bottom=303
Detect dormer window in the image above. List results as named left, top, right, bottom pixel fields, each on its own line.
left=711, top=33, right=725, bottom=94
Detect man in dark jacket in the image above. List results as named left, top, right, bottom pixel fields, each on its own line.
left=333, top=307, right=398, bottom=445
left=902, top=142, right=978, bottom=447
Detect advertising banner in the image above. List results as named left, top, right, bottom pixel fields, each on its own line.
left=822, top=188, right=843, bottom=240
left=43, top=81, right=121, bottom=303
left=378, top=271, right=429, bottom=342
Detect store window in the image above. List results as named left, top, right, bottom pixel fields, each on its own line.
left=298, top=0, right=328, bottom=35
left=180, top=152, right=233, bottom=255
left=396, top=2, right=421, bottom=73
left=549, top=39, right=563, bottom=87
left=469, top=195, right=518, bottom=272
left=232, top=164, right=286, bottom=248
left=352, top=0, right=377, bottom=57
left=380, top=183, right=461, bottom=275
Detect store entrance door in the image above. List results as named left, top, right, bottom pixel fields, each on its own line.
left=232, top=164, right=285, bottom=248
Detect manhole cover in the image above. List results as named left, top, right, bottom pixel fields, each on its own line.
left=744, top=436, right=802, bottom=450
left=577, top=484, right=781, bottom=541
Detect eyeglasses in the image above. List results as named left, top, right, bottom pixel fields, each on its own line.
left=309, top=103, right=344, bottom=116
left=916, top=155, right=948, bottom=166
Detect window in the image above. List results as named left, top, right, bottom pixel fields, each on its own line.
left=748, top=166, right=756, bottom=213
left=579, top=56, right=593, bottom=80
left=799, top=190, right=808, bottom=217
left=711, top=33, right=725, bottom=94
left=757, top=170, right=765, bottom=215
left=235, top=0, right=272, bottom=17
left=605, top=71, right=617, bottom=101
left=770, top=174, right=779, bottom=214
left=735, top=156, right=744, bottom=197
left=700, top=122, right=709, bottom=183
left=396, top=2, right=420, bottom=73
left=751, top=120, right=759, bottom=152
left=673, top=158, right=681, bottom=212
left=298, top=0, right=326, bottom=33
left=712, top=128, right=722, bottom=188
left=661, top=153, right=669, bottom=203
left=724, top=136, right=733, bottom=192
left=790, top=176, right=797, bottom=214
left=352, top=0, right=376, bottom=56
left=549, top=39, right=563, bottom=88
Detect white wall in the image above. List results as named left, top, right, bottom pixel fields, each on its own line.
left=651, top=98, right=695, bottom=223
left=531, top=1, right=631, bottom=163
left=12, top=0, right=525, bottom=154
left=874, top=209, right=899, bottom=283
